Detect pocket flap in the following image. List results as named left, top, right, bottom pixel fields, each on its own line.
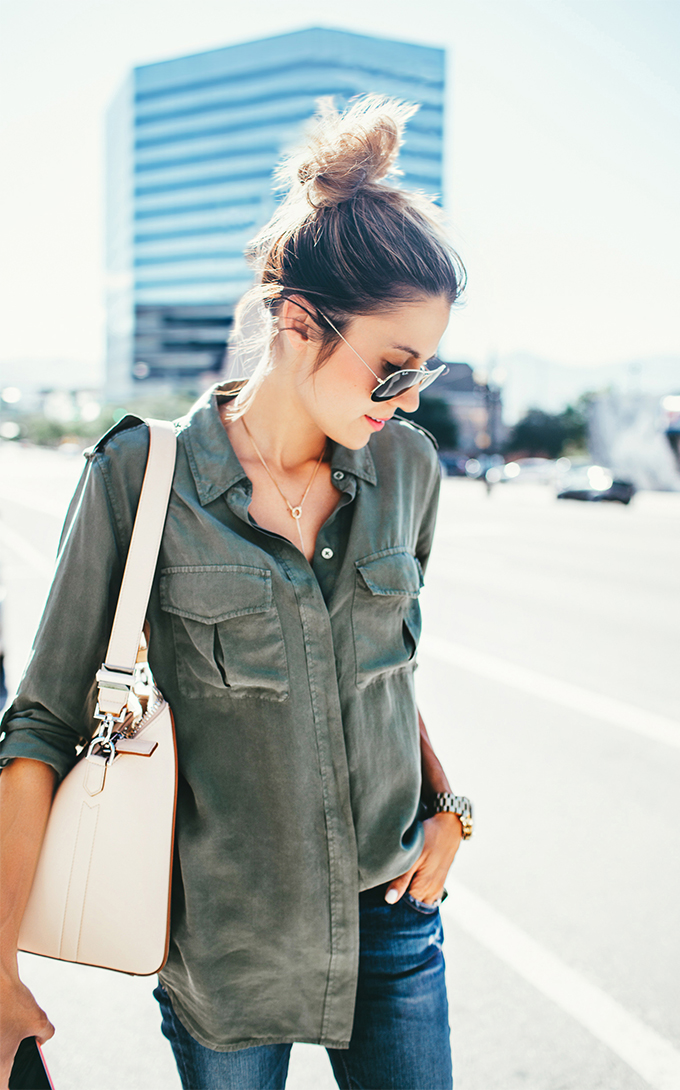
left=356, top=550, right=423, bottom=598
left=160, top=565, right=272, bottom=623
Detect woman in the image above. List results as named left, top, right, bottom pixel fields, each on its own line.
left=0, top=96, right=470, bottom=1090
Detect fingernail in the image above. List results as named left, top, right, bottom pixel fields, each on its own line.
left=384, top=888, right=400, bottom=904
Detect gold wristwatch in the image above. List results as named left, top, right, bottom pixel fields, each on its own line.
left=431, top=792, right=473, bottom=839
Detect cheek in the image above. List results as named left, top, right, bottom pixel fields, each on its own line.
left=312, top=367, right=367, bottom=417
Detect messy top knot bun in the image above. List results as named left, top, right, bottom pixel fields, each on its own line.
left=287, top=95, right=417, bottom=207
left=231, top=94, right=465, bottom=381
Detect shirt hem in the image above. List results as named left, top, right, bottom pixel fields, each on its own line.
left=161, top=982, right=351, bottom=1052
left=190, top=1035, right=351, bottom=1053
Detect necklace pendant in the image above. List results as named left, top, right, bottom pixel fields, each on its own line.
left=291, top=506, right=303, bottom=520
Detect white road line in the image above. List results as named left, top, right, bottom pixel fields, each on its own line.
left=420, top=634, right=680, bottom=750
left=0, top=522, right=55, bottom=578
left=444, top=881, right=680, bottom=1090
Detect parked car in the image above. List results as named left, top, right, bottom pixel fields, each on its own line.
left=556, top=465, right=635, bottom=504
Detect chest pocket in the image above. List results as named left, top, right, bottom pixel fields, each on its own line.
left=160, top=565, right=288, bottom=701
left=352, top=549, right=424, bottom=690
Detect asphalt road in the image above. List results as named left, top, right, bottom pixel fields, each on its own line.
left=1, top=441, right=678, bottom=1090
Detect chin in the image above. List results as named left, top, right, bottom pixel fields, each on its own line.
left=329, top=433, right=369, bottom=451
left=343, top=422, right=377, bottom=450
left=323, top=420, right=371, bottom=450
left=343, top=435, right=372, bottom=450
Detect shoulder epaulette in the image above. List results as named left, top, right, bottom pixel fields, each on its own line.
left=394, top=417, right=439, bottom=451
left=84, top=414, right=147, bottom=459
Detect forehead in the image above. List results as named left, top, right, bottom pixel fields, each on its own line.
left=348, top=297, right=450, bottom=357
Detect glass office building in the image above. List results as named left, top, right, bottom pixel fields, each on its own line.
left=106, top=27, right=445, bottom=395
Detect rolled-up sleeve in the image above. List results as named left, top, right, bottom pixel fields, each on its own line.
left=0, top=444, right=138, bottom=781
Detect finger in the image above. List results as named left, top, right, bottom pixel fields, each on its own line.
left=0, top=1036, right=22, bottom=1090
left=408, top=878, right=445, bottom=904
left=1, top=1053, right=13, bottom=1090
left=384, top=863, right=418, bottom=904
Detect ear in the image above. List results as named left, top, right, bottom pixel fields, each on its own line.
left=278, top=296, right=316, bottom=350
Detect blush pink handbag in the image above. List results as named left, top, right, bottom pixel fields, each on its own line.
left=18, top=420, right=178, bottom=975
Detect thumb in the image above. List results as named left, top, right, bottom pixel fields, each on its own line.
left=36, top=1016, right=56, bottom=1045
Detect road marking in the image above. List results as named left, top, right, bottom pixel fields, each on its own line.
left=420, top=634, right=680, bottom=750
left=444, top=881, right=680, bottom=1090
left=0, top=522, right=55, bottom=578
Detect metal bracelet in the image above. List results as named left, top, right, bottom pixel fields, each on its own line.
left=431, top=792, right=473, bottom=838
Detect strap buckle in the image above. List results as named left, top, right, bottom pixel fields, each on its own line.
left=94, top=664, right=135, bottom=720
left=95, top=665, right=135, bottom=691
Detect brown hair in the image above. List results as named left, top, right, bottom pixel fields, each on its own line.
left=229, top=95, right=465, bottom=385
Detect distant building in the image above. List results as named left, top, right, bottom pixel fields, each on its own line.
left=432, top=363, right=505, bottom=454
left=106, top=27, right=446, bottom=396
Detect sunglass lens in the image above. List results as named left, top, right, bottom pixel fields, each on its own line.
left=371, top=364, right=446, bottom=402
left=372, top=371, right=430, bottom=401
left=371, top=373, right=414, bottom=401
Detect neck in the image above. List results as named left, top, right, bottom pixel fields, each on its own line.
left=231, top=363, right=327, bottom=471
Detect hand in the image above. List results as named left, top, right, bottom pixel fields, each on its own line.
left=0, top=971, right=54, bottom=1090
left=384, top=812, right=463, bottom=906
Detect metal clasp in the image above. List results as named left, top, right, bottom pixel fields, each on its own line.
left=87, top=712, right=125, bottom=766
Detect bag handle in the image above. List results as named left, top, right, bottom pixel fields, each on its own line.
left=95, top=420, right=177, bottom=718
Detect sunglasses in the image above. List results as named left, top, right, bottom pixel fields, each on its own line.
left=316, top=310, right=448, bottom=403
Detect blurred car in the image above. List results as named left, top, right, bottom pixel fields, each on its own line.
left=438, top=453, right=468, bottom=477
left=485, top=457, right=560, bottom=485
left=556, top=465, right=635, bottom=504
left=465, top=454, right=505, bottom=479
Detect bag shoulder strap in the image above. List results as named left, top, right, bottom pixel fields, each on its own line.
left=96, top=419, right=177, bottom=717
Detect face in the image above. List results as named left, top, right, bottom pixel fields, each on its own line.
left=291, top=295, right=451, bottom=450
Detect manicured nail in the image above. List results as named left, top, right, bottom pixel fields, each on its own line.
left=384, top=888, right=400, bottom=904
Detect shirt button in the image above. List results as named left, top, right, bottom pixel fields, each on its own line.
left=332, top=471, right=344, bottom=481
left=321, top=547, right=334, bottom=560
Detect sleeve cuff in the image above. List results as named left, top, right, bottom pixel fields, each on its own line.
left=0, top=728, right=78, bottom=782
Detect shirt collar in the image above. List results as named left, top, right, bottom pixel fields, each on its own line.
left=180, top=381, right=377, bottom=507
left=329, top=440, right=377, bottom=486
left=180, top=384, right=248, bottom=506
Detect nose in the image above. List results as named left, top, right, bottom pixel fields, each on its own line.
left=391, top=382, right=421, bottom=414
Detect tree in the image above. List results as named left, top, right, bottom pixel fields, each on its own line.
left=559, top=404, right=589, bottom=453
left=10, top=393, right=196, bottom=448
left=397, top=396, right=459, bottom=449
left=505, top=405, right=587, bottom=459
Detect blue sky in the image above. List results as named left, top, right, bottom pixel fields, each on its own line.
left=1, top=0, right=678, bottom=373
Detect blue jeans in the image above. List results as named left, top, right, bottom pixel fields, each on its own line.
left=155, top=885, right=453, bottom=1089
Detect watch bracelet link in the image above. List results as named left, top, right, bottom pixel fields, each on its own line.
left=430, top=791, right=473, bottom=839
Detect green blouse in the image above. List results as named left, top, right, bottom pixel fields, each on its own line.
left=0, top=384, right=441, bottom=1052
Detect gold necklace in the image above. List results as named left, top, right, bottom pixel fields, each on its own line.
left=241, top=418, right=326, bottom=554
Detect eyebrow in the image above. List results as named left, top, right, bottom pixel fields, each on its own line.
left=390, top=343, right=421, bottom=359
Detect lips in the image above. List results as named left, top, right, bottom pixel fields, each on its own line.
left=365, top=414, right=389, bottom=432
